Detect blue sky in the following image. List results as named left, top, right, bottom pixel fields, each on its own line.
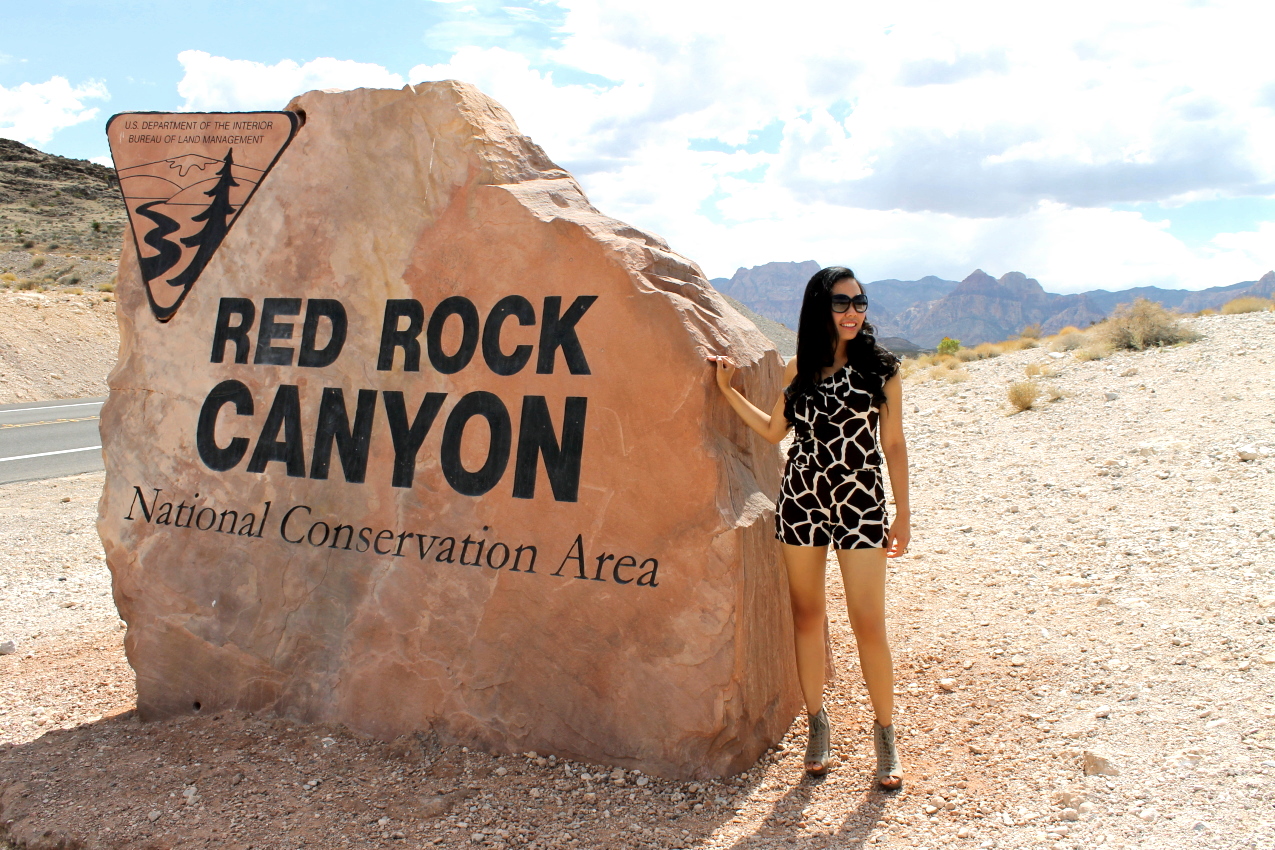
left=4, top=0, right=1274, bottom=291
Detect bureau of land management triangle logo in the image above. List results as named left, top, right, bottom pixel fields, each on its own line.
left=106, top=112, right=300, bottom=322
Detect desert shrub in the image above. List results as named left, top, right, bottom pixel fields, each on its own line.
left=1025, top=362, right=1058, bottom=378
left=0, top=272, right=15, bottom=282
left=1050, top=331, right=1089, bottom=351
left=936, top=337, right=961, bottom=356
left=974, top=342, right=1003, bottom=358
left=955, top=348, right=979, bottom=362
left=22, top=240, right=35, bottom=249
left=66, top=287, right=83, bottom=295
left=1196, top=308, right=1217, bottom=316
left=96, top=282, right=116, bottom=293
left=931, top=365, right=970, bottom=382
left=1008, top=381, right=1040, bottom=411
left=91, top=221, right=102, bottom=233
left=1020, top=323, right=1042, bottom=339
left=1074, top=346, right=1107, bottom=361
left=999, top=337, right=1037, bottom=351
left=1097, top=298, right=1198, bottom=351
left=16, top=279, right=37, bottom=291
left=29, top=256, right=45, bottom=269
left=1221, top=296, right=1274, bottom=315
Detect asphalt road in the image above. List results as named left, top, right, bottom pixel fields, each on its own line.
left=0, top=397, right=106, bottom=486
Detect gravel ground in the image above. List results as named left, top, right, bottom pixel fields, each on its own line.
left=0, top=288, right=118, bottom=404
left=1, top=311, right=1273, bottom=850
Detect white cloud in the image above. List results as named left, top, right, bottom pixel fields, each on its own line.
left=174, top=0, right=1275, bottom=289
left=89, top=155, right=113, bottom=167
left=0, top=76, right=109, bottom=145
left=176, top=51, right=406, bottom=111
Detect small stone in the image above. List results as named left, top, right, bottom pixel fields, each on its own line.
left=1238, top=659, right=1252, bottom=671
left=1061, top=808, right=1079, bottom=821
left=60, top=496, right=70, bottom=502
left=1237, top=445, right=1268, bottom=461
left=0, top=640, right=15, bottom=655
left=1205, top=718, right=1229, bottom=729
left=635, top=775, right=649, bottom=786
left=1105, top=392, right=1119, bottom=401
left=1082, top=750, right=1119, bottom=776
left=471, top=833, right=485, bottom=843
left=939, top=678, right=957, bottom=692
left=378, top=816, right=391, bottom=826
left=495, top=766, right=507, bottom=776
left=1120, top=367, right=1138, bottom=377
left=1165, top=749, right=1204, bottom=769
left=147, top=810, right=161, bottom=822
left=390, top=831, right=405, bottom=840
left=1009, top=655, right=1025, bottom=667
left=956, top=826, right=972, bottom=838
left=1078, top=802, right=1096, bottom=814
left=1093, top=705, right=1112, bottom=719
left=1138, top=807, right=1159, bottom=823
left=230, top=772, right=244, bottom=786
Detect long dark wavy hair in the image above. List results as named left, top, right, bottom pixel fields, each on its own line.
left=784, top=266, right=900, bottom=421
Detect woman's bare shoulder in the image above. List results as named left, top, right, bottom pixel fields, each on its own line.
left=784, top=357, right=798, bottom=381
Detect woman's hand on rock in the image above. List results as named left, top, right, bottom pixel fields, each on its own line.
left=708, top=355, right=736, bottom=392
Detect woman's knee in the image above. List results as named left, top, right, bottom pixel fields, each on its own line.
left=790, top=602, right=825, bottom=634
left=848, top=613, right=890, bottom=647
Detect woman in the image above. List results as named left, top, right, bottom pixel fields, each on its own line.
left=710, top=266, right=909, bottom=787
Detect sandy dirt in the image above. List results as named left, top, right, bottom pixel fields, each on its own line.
left=0, top=288, right=118, bottom=404
left=1, top=311, right=1273, bottom=850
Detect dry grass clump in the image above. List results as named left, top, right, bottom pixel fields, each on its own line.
left=1221, top=296, right=1274, bottom=314
left=954, top=342, right=1005, bottom=362
left=96, top=282, right=115, bottom=293
left=1074, top=346, right=1108, bottom=361
left=1024, top=362, right=1059, bottom=378
left=999, top=337, right=1037, bottom=351
left=1050, top=330, right=1090, bottom=351
left=0, top=272, right=15, bottom=282
left=1019, top=323, right=1042, bottom=339
left=931, top=364, right=971, bottom=383
left=1096, top=298, right=1198, bottom=351
left=15, top=278, right=37, bottom=291
left=1008, top=381, right=1040, bottom=411
left=903, top=355, right=970, bottom=383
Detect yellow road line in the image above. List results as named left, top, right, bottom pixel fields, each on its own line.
left=0, top=415, right=101, bottom=429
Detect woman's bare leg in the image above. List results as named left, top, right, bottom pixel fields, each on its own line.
left=782, top=542, right=829, bottom=714
left=835, top=547, right=893, bottom=726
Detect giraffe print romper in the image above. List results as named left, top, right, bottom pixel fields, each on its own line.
left=776, top=363, right=889, bottom=549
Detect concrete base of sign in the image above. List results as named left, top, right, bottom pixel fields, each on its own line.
left=99, top=81, right=800, bottom=779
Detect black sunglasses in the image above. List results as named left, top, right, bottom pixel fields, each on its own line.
left=831, top=293, right=869, bottom=314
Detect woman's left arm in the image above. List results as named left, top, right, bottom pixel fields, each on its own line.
left=878, top=372, right=911, bottom=559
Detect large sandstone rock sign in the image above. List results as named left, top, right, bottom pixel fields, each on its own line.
left=98, top=82, right=798, bottom=778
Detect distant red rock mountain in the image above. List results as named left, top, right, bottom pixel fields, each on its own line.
left=713, top=263, right=1275, bottom=348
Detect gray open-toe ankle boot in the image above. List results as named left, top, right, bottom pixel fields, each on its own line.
left=805, top=707, right=831, bottom=776
left=873, top=720, right=903, bottom=789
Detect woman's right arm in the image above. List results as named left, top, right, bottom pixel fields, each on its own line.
left=710, top=355, right=796, bottom=445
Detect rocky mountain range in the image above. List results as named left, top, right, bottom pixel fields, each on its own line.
left=0, top=138, right=124, bottom=253
left=713, top=262, right=1275, bottom=348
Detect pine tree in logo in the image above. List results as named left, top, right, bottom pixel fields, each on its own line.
left=167, top=148, right=239, bottom=290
